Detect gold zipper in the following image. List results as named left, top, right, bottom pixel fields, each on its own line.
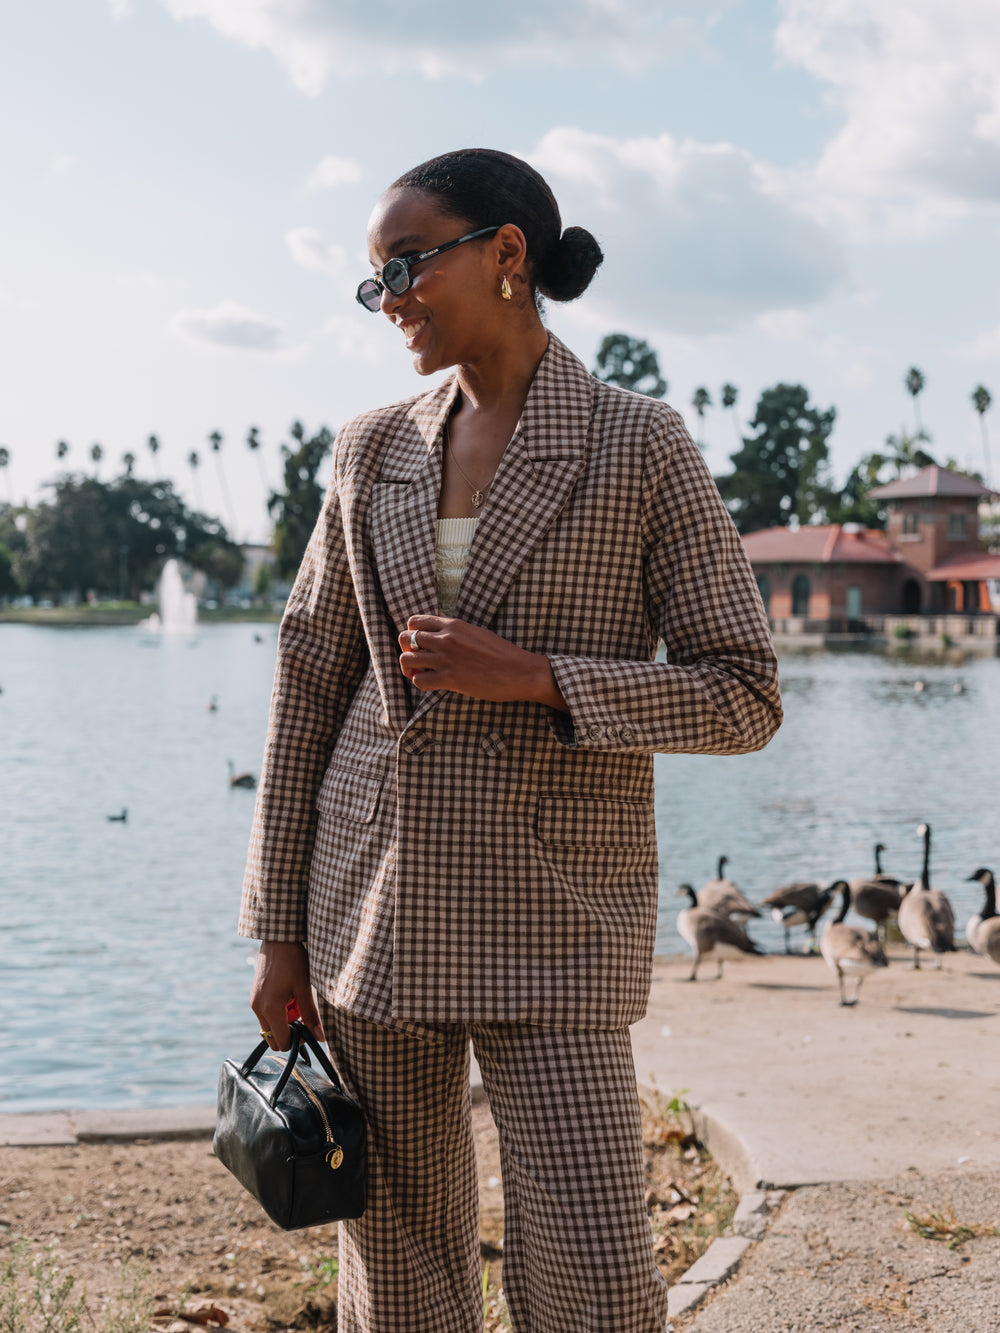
left=291, top=1066, right=345, bottom=1170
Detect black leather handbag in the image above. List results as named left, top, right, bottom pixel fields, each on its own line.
left=213, top=1020, right=367, bottom=1230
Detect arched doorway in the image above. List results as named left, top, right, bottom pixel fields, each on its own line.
left=756, top=574, right=771, bottom=613
left=791, top=573, right=810, bottom=616
left=901, top=579, right=921, bottom=614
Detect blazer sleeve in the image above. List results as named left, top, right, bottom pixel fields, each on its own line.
left=238, top=441, right=370, bottom=941
left=546, top=408, right=782, bottom=755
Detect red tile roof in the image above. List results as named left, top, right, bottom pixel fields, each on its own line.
left=868, top=465, right=996, bottom=500
left=925, top=552, right=1000, bottom=581
left=741, top=525, right=903, bottom=565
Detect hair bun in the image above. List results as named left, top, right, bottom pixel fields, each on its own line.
left=537, top=226, right=604, bottom=302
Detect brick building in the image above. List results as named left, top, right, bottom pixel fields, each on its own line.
left=742, top=464, right=1000, bottom=623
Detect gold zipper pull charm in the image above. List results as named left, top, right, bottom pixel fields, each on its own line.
left=326, top=1144, right=344, bottom=1170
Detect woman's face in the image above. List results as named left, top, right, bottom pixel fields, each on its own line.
left=365, top=188, right=503, bottom=377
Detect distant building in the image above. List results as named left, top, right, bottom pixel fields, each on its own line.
left=742, top=465, right=1000, bottom=624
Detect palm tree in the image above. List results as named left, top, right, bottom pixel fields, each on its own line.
left=972, top=385, right=992, bottom=484
left=90, top=443, right=103, bottom=478
left=56, top=440, right=70, bottom=462
left=122, top=452, right=137, bottom=478
left=885, top=428, right=935, bottom=479
left=720, top=383, right=741, bottom=444
left=147, top=434, right=161, bottom=474
left=691, top=387, right=712, bottom=448
left=0, top=446, right=11, bottom=503
left=208, top=429, right=237, bottom=536
left=246, top=425, right=268, bottom=487
left=188, top=449, right=203, bottom=508
left=905, top=367, right=926, bottom=433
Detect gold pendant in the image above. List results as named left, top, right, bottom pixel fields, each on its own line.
left=471, top=490, right=484, bottom=509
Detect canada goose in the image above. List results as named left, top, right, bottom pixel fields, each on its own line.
left=850, top=844, right=904, bottom=940
left=759, top=881, right=835, bottom=954
left=913, top=679, right=927, bottom=693
left=206, top=695, right=218, bottom=712
left=965, top=869, right=1000, bottom=967
left=105, top=808, right=128, bottom=823
left=697, top=855, right=761, bottom=921
left=820, top=883, right=888, bottom=1005
left=227, top=760, right=256, bottom=789
left=897, top=823, right=955, bottom=969
left=676, top=885, right=763, bottom=981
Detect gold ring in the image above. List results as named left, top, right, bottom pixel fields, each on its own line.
left=409, top=630, right=419, bottom=651
left=259, top=1029, right=274, bottom=1040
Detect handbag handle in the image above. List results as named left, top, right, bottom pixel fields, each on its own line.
left=240, top=1020, right=347, bottom=1110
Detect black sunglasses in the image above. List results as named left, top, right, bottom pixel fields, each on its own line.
left=356, top=225, right=500, bottom=311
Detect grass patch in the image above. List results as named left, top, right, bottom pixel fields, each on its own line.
left=904, top=1204, right=1000, bottom=1249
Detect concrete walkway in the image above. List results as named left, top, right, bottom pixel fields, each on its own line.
left=4, top=947, right=999, bottom=1328
left=634, top=947, right=1000, bottom=1328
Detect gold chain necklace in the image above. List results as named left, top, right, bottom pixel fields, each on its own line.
left=444, top=421, right=491, bottom=510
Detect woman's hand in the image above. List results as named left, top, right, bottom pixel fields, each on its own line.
left=250, top=940, right=326, bottom=1051
left=398, top=614, right=568, bottom=711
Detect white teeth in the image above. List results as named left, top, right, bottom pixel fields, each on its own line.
left=402, top=319, right=427, bottom=339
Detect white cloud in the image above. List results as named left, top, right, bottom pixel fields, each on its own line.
left=107, top=0, right=132, bottom=16
left=754, top=308, right=881, bottom=388
left=529, top=127, right=846, bottom=334
left=320, top=314, right=385, bottom=365
left=307, top=155, right=364, bottom=191
left=773, top=0, right=1000, bottom=239
left=147, top=0, right=732, bottom=93
left=167, top=299, right=286, bottom=352
left=285, top=227, right=349, bottom=279
left=954, top=324, right=1000, bottom=362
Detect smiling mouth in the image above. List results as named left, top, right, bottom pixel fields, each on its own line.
left=400, top=318, right=428, bottom=345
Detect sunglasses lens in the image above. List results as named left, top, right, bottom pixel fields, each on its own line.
left=357, top=279, right=382, bottom=311
left=382, top=259, right=411, bottom=295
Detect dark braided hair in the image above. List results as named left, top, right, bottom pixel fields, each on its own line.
left=391, top=148, right=603, bottom=304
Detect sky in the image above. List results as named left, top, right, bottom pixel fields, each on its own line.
left=1, top=0, right=999, bottom=543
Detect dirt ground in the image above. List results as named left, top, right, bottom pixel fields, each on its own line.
left=0, top=1091, right=734, bottom=1331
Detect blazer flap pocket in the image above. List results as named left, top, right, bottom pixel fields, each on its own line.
left=316, top=765, right=383, bottom=824
left=535, top=794, right=653, bottom=849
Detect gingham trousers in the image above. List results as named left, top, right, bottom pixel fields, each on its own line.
left=321, top=1002, right=670, bottom=1333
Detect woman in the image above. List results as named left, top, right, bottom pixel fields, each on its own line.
left=243, top=148, right=781, bottom=1333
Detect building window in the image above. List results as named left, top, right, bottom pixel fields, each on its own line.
left=846, top=586, right=862, bottom=619
left=948, top=513, right=967, bottom=540
left=756, top=574, right=771, bottom=613
left=791, top=573, right=810, bottom=616
left=902, top=512, right=918, bottom=534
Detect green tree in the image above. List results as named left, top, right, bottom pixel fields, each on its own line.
left=972, top=385, right=992, bottom=483
left=121, top=451, right=136, bottom=478
left=14, top=475, right=241, bottom=602
left=905, top=367, right=926, bottom=433
left=89, top=442, right=103, bottom=478
left=827, top=452, right=889, bottom=528
left=0, top=446, right=10, bottom=502
left=691, top=386, right=712, bottom=448
left=716, top=384, right=836, bottom=532
left=592, top=334, right=667, bottom=398
left=56, top=439, right=70, bottom=462
left=268, top=421, right=335, bottom=578
left=147, top=433, right=161, bottom=472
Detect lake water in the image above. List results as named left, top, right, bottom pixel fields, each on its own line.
left=1, top=624, right=998, bottom=1112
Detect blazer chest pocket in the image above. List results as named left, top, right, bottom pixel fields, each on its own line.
left=535, top=795, right=653, bottom=849
left=316, top=765, right=383, bottom=825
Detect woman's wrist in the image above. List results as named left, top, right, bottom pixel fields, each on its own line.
left=531, top=654, right=569, bottom=713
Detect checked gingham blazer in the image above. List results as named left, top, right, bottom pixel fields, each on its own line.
left=240, top=333, right=782, bottom=1030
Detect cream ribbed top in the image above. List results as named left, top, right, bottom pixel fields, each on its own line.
left=434, top=516, right=478, bottom=615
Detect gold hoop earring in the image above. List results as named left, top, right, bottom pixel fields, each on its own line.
left=500, top=275, right=512, bottom=301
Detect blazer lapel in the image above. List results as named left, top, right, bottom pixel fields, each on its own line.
left=452, top=333, right=592, bottom=628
